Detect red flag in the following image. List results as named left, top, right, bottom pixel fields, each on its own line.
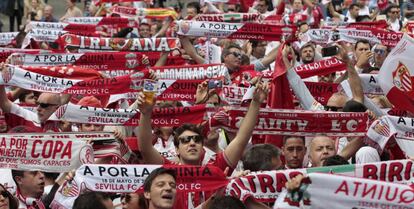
left=265, top=43, right=295, bottom=148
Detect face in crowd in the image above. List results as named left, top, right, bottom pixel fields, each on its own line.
left=282, top=137, right=306, bottom=169
left=144, top=174, right=176, bottom=209
left=309, top=136, right=337, bottom=167
left=223, top=47, right=242, bottom=71
left=300, top=45, right=315, bottom=64
left=36, top=93, right=60, bottom=123
left=175, top=130, right=204, bottom=165
left=15, top=171, right=45, bottom=198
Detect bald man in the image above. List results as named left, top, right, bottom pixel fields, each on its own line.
left=308, top=135, right=337, bottom=167
left=0, top=85, right=62, bottom=131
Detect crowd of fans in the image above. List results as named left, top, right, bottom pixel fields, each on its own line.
left=0, top=0, right=413, bottom=209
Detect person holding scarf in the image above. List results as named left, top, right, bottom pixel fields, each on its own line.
left=11, top=170, right=45, bottom=209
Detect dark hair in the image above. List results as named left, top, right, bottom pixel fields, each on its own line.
left=173, top=123, right=203, bottom=147
left=18, top=90, right=34, bottom=103
left=349, top=3, right=360, bottom=10
left=44, top=172, right=60, bottom=180
left=209, top=196, right=247, bottom=209
left=143, top=168, right=176, bottom=192
left=283, top=135, right=305, bottom=145
left=386, top=4, right=400, bottom=14
left=322, top=155, right=349, bottom=166
left=356, top=15, right=370, bottom=22
left=342, top=100, right=367, bottom=112
left=0, top=184, right=18, bottom=209
left=187, top=2, right=201, bottom=14
left=11, top=170, right=24, bottom=186
left=221, top=43, right=242, bottom=62
left=73, top=192, right=112, bottom=209
left=354, top=39, right=372, bottom=50
left=242, top=144, right=280, bottom=171
left=299, top=43, right=315, bottom=54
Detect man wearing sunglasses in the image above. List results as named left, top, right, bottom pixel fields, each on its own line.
left=136, top=80, right=268, bottom=208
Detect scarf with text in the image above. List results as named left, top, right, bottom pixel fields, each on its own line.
left=226, top=159, right=414, bottom=203
left=294, top=57, right=346, bottom=78
left=64, top=17, right=138, bottom=27
left=60, top=34, right=177, bottom=52
left=26, top=21, right=97, bottom=33
left=210, top=106, right=369, bottom=136
left=111, top=6, right=178, bottom=19
left=176, top=20, right=296, bottom=41
left=366, top=115, right=414, bottom=157
left=304, top=82, right=339, bottom=105
left=0, top=32, right=18, bottom=46
left=10, top=52, right=186, bottom=71
left=48, top=103, right=207, bottom=126
left=152, top=63, right=230, bottom=80
left=0, top=64, right=149, bottom=96
left=275, top=173, right=414, bottom=209
left=0, top=132, right=96, bottom=172
left=195, top=13, right=263, bottom=23
left=52, top=164, right=228, bottom=209
left=323, top=20, right=389, bottom=30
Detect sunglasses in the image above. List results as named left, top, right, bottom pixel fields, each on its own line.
left=324, top=106, right=343, bottom=111
left=37, top=102, right=59, bottom=108
left=178, top=135, right=203, bottom=144
left=0, top=190, right=9, bottom=198
left=230, top=52, right=242, bottom=58
left=374, top=48, right=386, bottom=55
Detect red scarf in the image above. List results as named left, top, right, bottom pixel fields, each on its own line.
left=16, top=189, right=45, bottom=209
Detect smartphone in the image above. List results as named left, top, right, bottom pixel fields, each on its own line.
left=208, top=80, right=223, bottom=89
left=321, top=46, right=339, bottom=57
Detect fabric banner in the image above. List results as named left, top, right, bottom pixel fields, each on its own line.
left=10, top=52, right=149, bottom=71
left=275, top=173, right=414, bottom=209
left=378, top=33, right=414, bottom=113
left=108, top=79, right=202, bottom=102
left=64, top=17, right=138, bottom=27
left=52, top=164, right=228, bottom=209
left=0, top=32, right=18, bottom=46
left=294, top=57, right=346, bottom=78
left=304, top=82, right=339, bottom=105
left=323, top=20, right=388, bottom=30
left=60, top=34, right=177, bottom=52
left=220, top=85, right=249, bottom=105
left=367, top=115, right=414, bottom=157
left=211, top=106, right=369, bottom=136
left=152, top=64, right=230, bottom=80
left=359, top=74, right=384, bottom=95
left=176, top=20, right=296, bottom=41
left=226, top=159, right=414, bottom=203
left=0, top=50, right=43, bottom=63
left=27, top=21, right=97, bottom=33
left=0, top=132, right=96, bottom=172
left=0, top=65, right=147, bottom=96
left=195, top=13, right=263, bottom=23
left=48, top=103, right=207, bottom=127
left=110, top=6, right=178, bottom=19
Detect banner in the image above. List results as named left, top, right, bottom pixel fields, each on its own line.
left=177, top=20, right=296, bottom=41
left=212, top=106, right=369, bottom=136
left=49, top=103, right=207, bottom=127
left=226, top=160, right=414, bottom=203
left=195, top=13, right=263, bottom=23
left=52, top=164, right=228, bottom=209
left=111, top=6, right=178, bottom=19
left=0, top=132, right=96, bottom=172
left=294, top=57, right=346, bottom=78
left=359, top=74, right=384, bottom=95
left=0, top=49, right=44, bottom=63
left=0, top=32, right=18, bottom=46
left=275, top=173, right=414, bottom=209
left=304, top=82, right=339, bottom=105
left=64, top=17, right=138, bottom=27
left=220, top=85, right=249, bottom=105
left=27, top=21, right=97, bottom=33
left=60, top=34, right=177, bottom=52
left=108, top=79, right=202, bottom=102
left=367, top=115, right=414, bottom=157
left=378, top=33, right=414, bottom=113
left=152, top=64, right=230, bottom=80
left=0, top=65, right=146, bottom=95
left=323, top=20, right=389, bottom=30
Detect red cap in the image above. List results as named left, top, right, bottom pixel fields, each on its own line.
left=77, top=96, right=103, bottom=108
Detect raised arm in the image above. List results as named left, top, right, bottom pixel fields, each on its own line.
left=0, top=63, right=13, bottom=113
left=223, top=80, right=269, bottom=167
left=338, top=44, right=364, bottom=103
left=179, top=36, right=206, bottom=64
left=259, top=44, right=280, bottom=67
left=135, top=92, right=164, bottom=164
